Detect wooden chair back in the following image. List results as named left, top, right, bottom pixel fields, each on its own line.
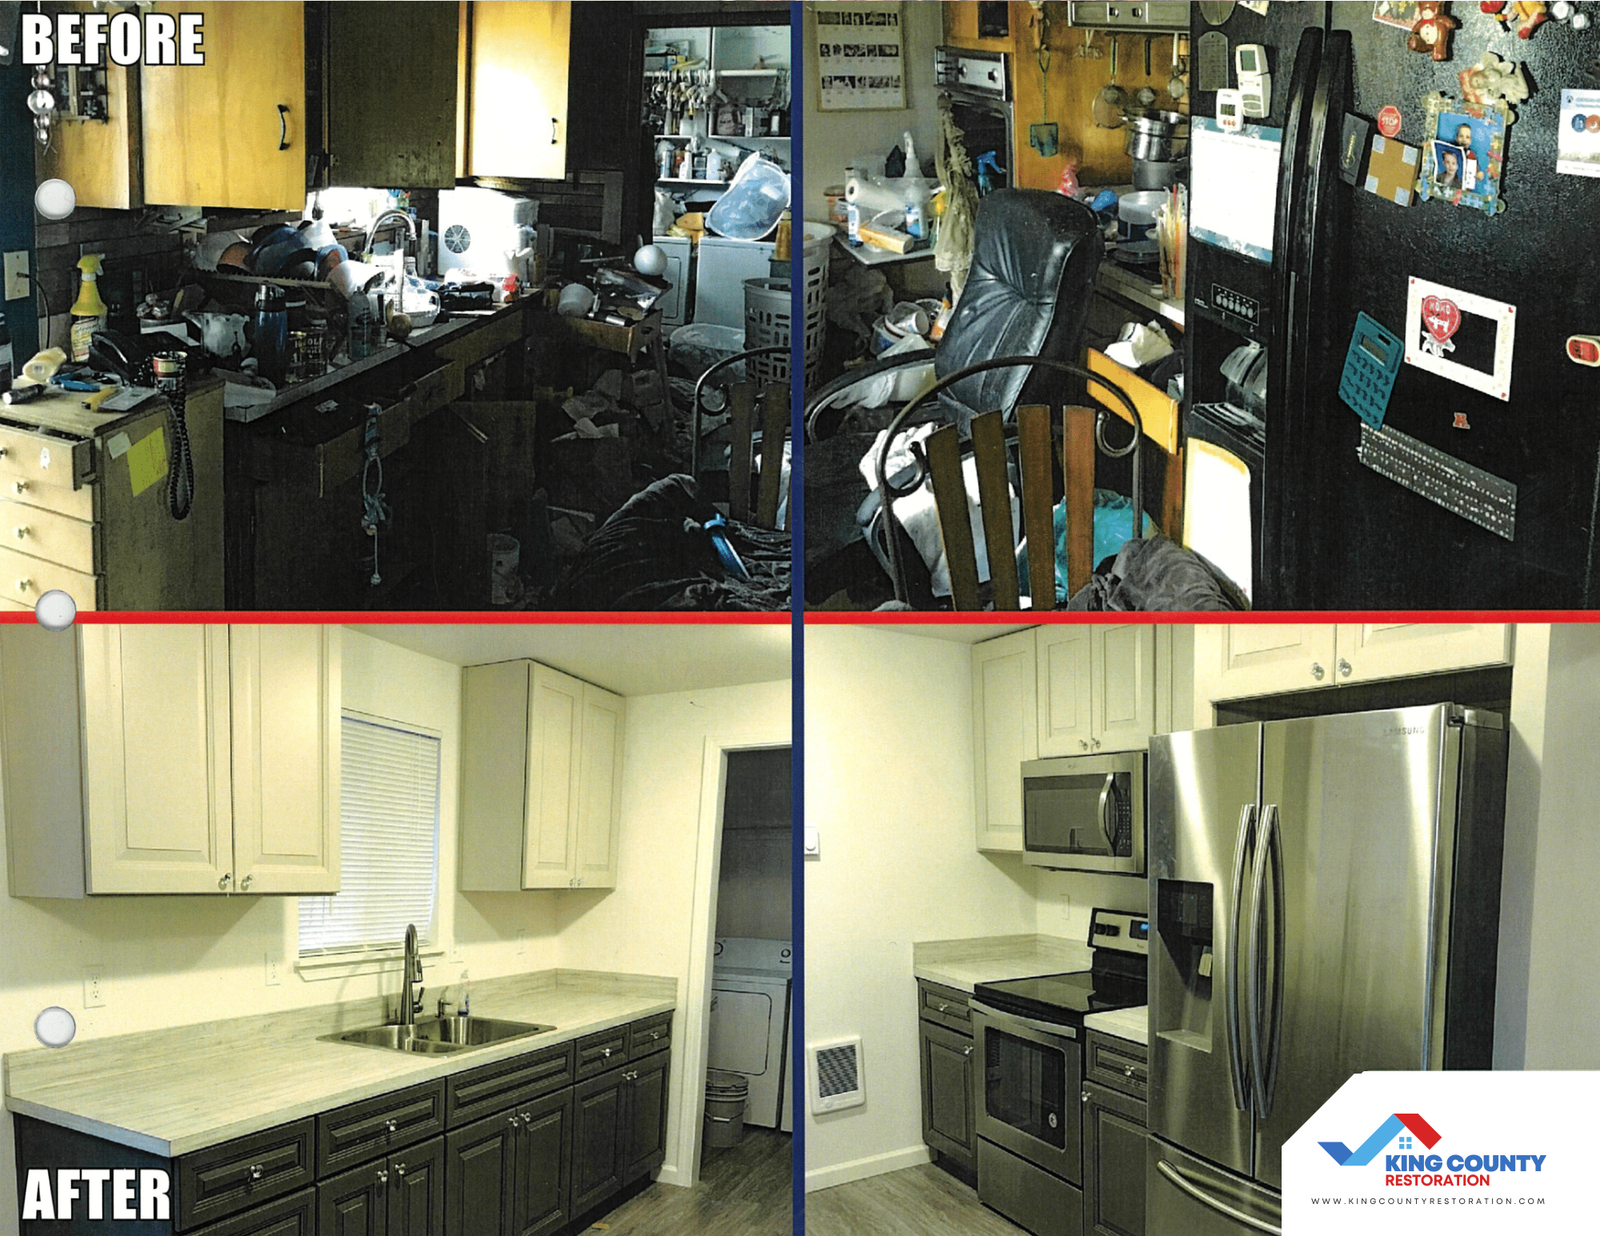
left=723, top=379, right=788, bottom=530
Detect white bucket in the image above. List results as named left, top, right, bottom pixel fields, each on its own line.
left=704, top=1070, right=749, bottom=1148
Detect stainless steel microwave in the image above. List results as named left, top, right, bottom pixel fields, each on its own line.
left=1020, top=753, right=1146, bottom=875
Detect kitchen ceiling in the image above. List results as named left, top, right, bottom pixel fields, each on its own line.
left=869, top=623, right=1033, bottom=644
left=347, top=623, right=792, bottom=697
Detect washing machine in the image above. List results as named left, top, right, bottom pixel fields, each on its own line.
left=709, top=937, right=792, bottom=1131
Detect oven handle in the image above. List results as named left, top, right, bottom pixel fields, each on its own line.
left=1156, top=1160, right=1281, bottom=1236
left=970, top=1001, right=1079, bottom=1041
left=1226, top=803, right=1257, bottom=1114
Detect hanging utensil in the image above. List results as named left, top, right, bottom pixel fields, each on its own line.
left=1169, top=34, right=1187, bottom=100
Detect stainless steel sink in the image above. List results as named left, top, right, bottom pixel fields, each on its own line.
left=324, top=1016, right=553, bottom=1055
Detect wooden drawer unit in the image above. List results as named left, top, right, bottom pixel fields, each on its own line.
left=0, top=498, right=95, bottom=574
left=627, top=1013, right=672, bottom=1061
left=1085, top=1030, right=1148, bottom=1101
left=918, top=980, right=973, bottom=1033
left=0, top=542, right=98, bottom=609
left=175, top=1119, right=316, bottom=1232
left=316, top=1080, right=446, bottom=1178
left=0, top=420, right=94, bottom=498
left=445, top=1041, right=575, bottom=1128
left=188, top=1187, right=316, bottom=1236
left=575, top=1026, right=629, bottom=1080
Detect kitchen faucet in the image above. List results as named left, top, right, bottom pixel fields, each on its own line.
left=400, top=923, right=425, bottom=1027
left=365, top=209, right=418, bottom=313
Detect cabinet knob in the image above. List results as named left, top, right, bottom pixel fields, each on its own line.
left=1078, top=739, right=1089, bottom=751
left=649, top=1030, right=662, bottom=1040
left=1082, top=1090, right=1091, bottom=1103
left=624, top=1070, right=637, bottom=1081
left=385, top=1118, right=398, bottom=1134
left=14, top=481, right=26, bottom=494
left=13, top=526, right=27, bottom=539
left=248, top=1164, right=264, bottom=1183
left=393, top=1163, right=406, bottom=1178
left=1338, top=658, right=1353, bottom=678
left=1125, top=1065, right=1136, bottom=1076
left=375, top=1169, right=388, bottom=1188
left=15, top=578, right=29, bottom=592
left=240, top=874, right=253, bottom=891
left=937, top=1003, right=948, bottom=1013
left=1092, top=738, right=1102, bottom=749
left=602, top=1046, right=613, bottom=1058
left=508, top=1115, right=522, bottom=1130
left=519, top=1111, right=532, bottom=1123
left=575, top=876, right=583, bottom=887
left=218, top=873, right=231, bottom=890
left=962, top=1044, right=973, bottom=1057
left=1311, top=662, right=1325, bottom=680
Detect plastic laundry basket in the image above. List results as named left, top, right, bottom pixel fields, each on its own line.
left=742, top=222, right=832, bottom=389
left=704, top=1070, right=749, bottom=1149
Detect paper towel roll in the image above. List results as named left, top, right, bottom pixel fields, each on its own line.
left=844, top=176, right=910, bottom=224
left=22, top=347, right=67, bottom=385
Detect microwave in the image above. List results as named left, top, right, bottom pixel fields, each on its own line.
left=1020, top=752, right=1146, bottom=875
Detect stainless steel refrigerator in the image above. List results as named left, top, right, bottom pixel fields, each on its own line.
left=1145, top=704, right=1508, bottom=1234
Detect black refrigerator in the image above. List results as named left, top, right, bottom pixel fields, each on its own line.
left=1183, top=2, right=1600, bottom=609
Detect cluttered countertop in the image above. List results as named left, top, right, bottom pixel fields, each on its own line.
left=3, top=969, right=675, bottom=1157
left=913, top=934, right=1094, bottom=993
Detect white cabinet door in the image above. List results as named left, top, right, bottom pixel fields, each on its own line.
left=573, top=683, right=625, bottom=889
left=1093, top=624, right=1156, bottom=752
left=1194, top=624, right=1341, bottom=709
left=80, top=625, right=234, bottom=893
left=459, top=660, right=533, bottom=893
left=1334, top=623, right=1514, bottom=684
left=1036, top=626, right=1094, bottom=757
left=972, top=631, right=1038, bottom=852
left=655, top=237, right=692, bottom=328
left=523, top=664, right=583, bottom=888
left=230, top=625, right=340, bottom=894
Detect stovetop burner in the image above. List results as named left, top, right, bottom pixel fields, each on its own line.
left=972, top=969, right=1148, bottom=1028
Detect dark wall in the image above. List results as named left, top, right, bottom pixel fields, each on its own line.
left=0, top=53, right=39, bottom=352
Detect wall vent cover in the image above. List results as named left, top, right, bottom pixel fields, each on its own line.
left=807, top=1036, right=865, bottom=1113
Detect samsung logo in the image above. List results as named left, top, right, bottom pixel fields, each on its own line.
left=1384, top=726, right=1426, bottom=736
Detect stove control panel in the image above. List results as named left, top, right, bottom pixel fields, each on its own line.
left=1088, top=908, right=1149, bottom=956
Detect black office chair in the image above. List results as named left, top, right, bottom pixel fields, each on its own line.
left=805, top=188, right=1105, bottom=441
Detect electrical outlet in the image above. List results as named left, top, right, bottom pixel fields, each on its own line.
left=84, top=969, right=105, bottom=1008
left=1059, top=889, right=1073, bottom=923
left=4, top=251, right=29, bottom=302
left=265, top=954, right=281, bottom=986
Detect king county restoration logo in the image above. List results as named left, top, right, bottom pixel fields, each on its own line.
left=1319, top=1113, right=1548, bottom=1187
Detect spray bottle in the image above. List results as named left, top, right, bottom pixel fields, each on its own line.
left=975, top=152, right=1006, bottom=197
left=901, top=131, right=930, bottom=240
left=69, top=253, right=107, bottom=362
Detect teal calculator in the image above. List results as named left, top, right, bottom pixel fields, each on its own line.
left=1339, top=312, right=1403, bottom=428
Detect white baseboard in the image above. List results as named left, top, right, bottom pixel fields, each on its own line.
left=653, top=1161, right=691, bottom=1189
left=803, top=1144, right=932, bottom=1193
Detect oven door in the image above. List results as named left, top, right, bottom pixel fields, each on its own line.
left=940, top=91, right=1014, bottom=192
left=971, top=1002, right=1083, bottom=1184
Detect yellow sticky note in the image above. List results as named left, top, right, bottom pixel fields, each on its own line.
left=126, top=427, right=168, bottom=498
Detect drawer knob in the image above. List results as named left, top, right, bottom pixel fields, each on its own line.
left=385, top=1118, right=398, bottom=1134
left=937, top=1003, right=948, bottom=1013
left=962, top=1044, right=973, bottom=1057
left=15, top=578, right=29, bottom=592
left=508, top=1115, right=522, bottom=1130
left=1125, top=1065, right=1136, bottom=1076
left=13, top=526, right=27, bottom=539
left=13, top=481, right=25, bottom=494
left=519, top=1111, right=532, bottom=1123
left=649, top=1030, right=662, bottom=1040
left=623, top=1070, right=637, bottom=1081
left=602, top=1047, right=612, bottom=1058
left=248, top=1164, right=264, bottom=1182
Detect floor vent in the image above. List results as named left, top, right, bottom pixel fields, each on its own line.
left=808, top=1036, right=865, bottom=1113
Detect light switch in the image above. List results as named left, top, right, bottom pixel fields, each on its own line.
left=803, top=826, right=820, bottom=858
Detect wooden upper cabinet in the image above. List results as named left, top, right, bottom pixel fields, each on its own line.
left=524, top=664, right=582, bottom=888
left=140, top=1, right=307, bottom=209
left=229, top=625, right=340, bottom=894
left=573, top=684, right=624, bottom=891
left=327, top=2, right=461, bottom=188
left=80, top=625, right=234, bottom=894
left=34, top=2, right=143, bottom=209
left=971, top=630, right=1039, bottom=852
left=464, top=0, right=572, bottom=179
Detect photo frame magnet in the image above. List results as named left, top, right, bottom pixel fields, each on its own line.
left=1404, top=276, right=1516, bottom=402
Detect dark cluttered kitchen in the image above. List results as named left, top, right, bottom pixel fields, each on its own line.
left=0, top=1, right=791, bottom=612
left=800, top=1, right=1600, bottom=612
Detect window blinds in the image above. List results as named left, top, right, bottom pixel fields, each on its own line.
left=299, top=715, right=441, bottom=956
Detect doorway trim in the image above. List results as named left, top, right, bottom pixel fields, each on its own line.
left=663, top=727, right=790, bottom=1187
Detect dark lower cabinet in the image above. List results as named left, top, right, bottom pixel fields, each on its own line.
left=569, top=1071, right=626, bottom=1216
left=318, top=1137, right=443, bottom=1236
left=444, top=1113, right=517, bottom=1236
left=622, top=1052, right=670, bottom=1185
left=510, top=1088, right=574, bottom=1236
left=918, top=1019, right=976, bottom=1171
left=1082, top=1083, right=1147, bottom=1236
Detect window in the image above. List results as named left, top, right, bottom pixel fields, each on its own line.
left=299, top=714, right=441, bottom=958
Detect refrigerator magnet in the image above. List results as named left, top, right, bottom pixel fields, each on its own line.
left=1416, top=93, right=1514, bottom=214
left=1404, top=276, right=1517, bottom=401
left=1557, top=89, right=1600, bottom=177
left=1364, top=134, right=1420, bottom=204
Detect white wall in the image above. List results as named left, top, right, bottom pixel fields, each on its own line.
left=1496, top=624, right=1600, bottom=1069
left=800, top=0, right=946, bottom=219
left=804, top=626, right=1039, bottom=1190
left=554, top=679, right=792, bottom=1184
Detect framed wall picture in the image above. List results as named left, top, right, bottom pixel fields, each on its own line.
left=1416, top=93, right=1514, bottom=215
left=815, top=1, right=906, bottom=111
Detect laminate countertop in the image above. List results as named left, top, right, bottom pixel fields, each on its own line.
left=3, top=969, right=674, bottom=1158
left=912, top=934, right=1093, bottom=994
left=1083, top=1005, right=1148, bottom=1046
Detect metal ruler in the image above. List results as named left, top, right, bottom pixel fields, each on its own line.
left=1358, top=423, right=1517, bottom=542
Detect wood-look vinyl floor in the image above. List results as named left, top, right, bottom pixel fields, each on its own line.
left=806, top=1163, right=1024, bottom=1236
left=583, top=1127, right=794, bottom=1236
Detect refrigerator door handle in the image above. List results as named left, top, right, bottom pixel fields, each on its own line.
left=1226, top=802, right=1257, bottom=1114
left=1099, top=774, right=1118, bottom=851
left=1155, top=1159, right=1282, bottom=1236
left=1248, top=802, right=1287, bottom=1120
